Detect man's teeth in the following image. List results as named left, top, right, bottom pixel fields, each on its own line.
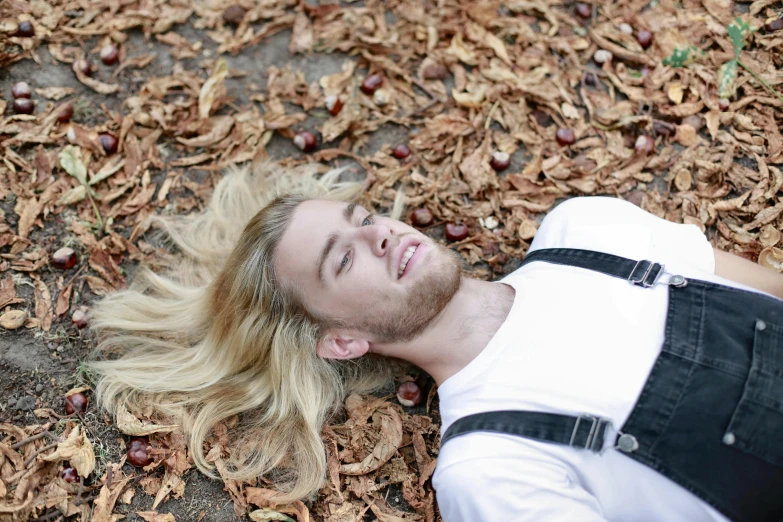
left=398, top=245, right=417, bottom=277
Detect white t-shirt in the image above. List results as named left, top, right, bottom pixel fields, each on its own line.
left=433, top=196, right=777, bottom=522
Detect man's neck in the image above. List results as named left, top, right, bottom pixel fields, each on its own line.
left=374, top=277, right=517, bottom=387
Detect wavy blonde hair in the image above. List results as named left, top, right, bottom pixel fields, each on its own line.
left=86, top=162, right=409, bottom=502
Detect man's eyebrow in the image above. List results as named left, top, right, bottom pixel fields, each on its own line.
left=317, top=202, right=357, bottom=286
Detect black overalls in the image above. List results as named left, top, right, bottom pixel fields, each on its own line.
left=441, top=249, right=783, bottom=522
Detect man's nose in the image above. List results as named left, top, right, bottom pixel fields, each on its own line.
left=363, top=223, right=395, bottom=257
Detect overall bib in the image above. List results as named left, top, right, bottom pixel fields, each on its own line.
left=441, top=248, right=783, bottom=522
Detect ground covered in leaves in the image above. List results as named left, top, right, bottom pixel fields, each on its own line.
left=1, top=0, right=782, bottom=521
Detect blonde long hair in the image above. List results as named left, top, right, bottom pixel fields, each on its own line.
left=86, top=162, right=409, bottom=501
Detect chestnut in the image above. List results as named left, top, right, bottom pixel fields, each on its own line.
left=72, top=307, right=89, bottom=329
left=411, top=208, right=434, bottom=227
left=575, top=3, right=591, bottom=19
left=764, top=18, right=783, bottom=33
left=16, top=21, right=34, bottom=38
left=60, top=466, right=78, bottom=483
left=222, top=5, right=247, bottom=26
left=324, top=95, right=343, bottom=116
left=422, top=63, right=448, bottom=80
left=392, top=143, right=411, bottom=159
left=65, top=392, right=88, bottom=415
left=11, top=81, right=31, bottom=99
left=72, top=58, right=94, bottom=77
left=396, top=381, right=423, bottom=407
left=56, top=102, right=74, bottom=123
left=293, top=131, right=317, bottom=152
left=360, top=74, right=383, bottom=95
left=634, top=135, right=655, bottom=155
left=718, top=98, right=730, bottom=111
left=12, top=98, right=34, bottom=115
left=127, top=437, right=153, bottom=467
left=489, top=151, right=510, bottom=171
left=100, top=44, right=119, bottom=65
left=555, top=128, right=576, bottom=146
left=636, top=30, right=653, bottom=49
left=444, top=222, right=469, bottom=242
left=99, top=133, right=118, bottom=154
left=52, top=247, right=77, bottom=269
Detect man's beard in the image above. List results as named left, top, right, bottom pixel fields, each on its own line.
left=348, top=243, right=463, bottom=345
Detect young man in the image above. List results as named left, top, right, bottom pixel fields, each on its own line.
left=278, top=195, right=783, bottom=522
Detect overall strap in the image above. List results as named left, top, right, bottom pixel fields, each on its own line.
left=441, top=411, right=614, bottom=452
left=518, top=248, right=687, bottom=288
left=441, top=248, right=685, bottom=453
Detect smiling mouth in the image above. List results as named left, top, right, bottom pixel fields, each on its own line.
left=398, top=244, right=419, bottom=279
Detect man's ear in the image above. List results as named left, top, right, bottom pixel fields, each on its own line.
left=317, top=332, right=370, bottom=360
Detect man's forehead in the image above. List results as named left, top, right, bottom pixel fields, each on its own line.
left=277, top=199, right=349, bottom=282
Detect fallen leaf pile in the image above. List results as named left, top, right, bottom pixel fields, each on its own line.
left=1, top=0, right=782, bottom=519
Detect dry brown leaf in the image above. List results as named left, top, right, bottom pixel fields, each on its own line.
left=115, top=404, right=179, bottom=436
left=137, top=512, right=176, bottom=522
left=0, top=310, right=28, bottom=330
left=41, top=425, right=95, bottom=477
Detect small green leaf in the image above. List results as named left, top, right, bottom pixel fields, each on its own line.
left=663, top=47, right=690, bottom=67
left=717, top=59, right=738, bottom=98
left=58, top=145, right=88, bottom=186
left=727, top=17, right=751, bottom=57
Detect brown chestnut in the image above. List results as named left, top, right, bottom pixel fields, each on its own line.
left=52, top=247, right=77, bottom=269
left=56, top=102, right=74, bottom=123
left=575, top=3, right=591, bottom=19
left=392, top=143, right=411, bottom=159
left=72, top=58, right=93, bottom=77
left=490, top=151, right=510, bottom=171
left=411, top=208, right=434, bottom=227
left=11, top=81, right=31, bottom=99
left=127, top=437, right=153, bottom=467
left=99, top=133, right=118, bottom=154
left=555, top=128, right=576, bottom=146
left=60, top=466, right=78, bottom=483
left=72, top=307, right=89, bottom=329
left=396, top=381, right=423, bottom=407
left=12, top=98, right=34, bottom=115
left=360, top=74, right=383, bottom=95
left=293, top=131, right=317, bottom=152
left=16, top=21, right=34, bottom=38
left=634, top=135, right=655, bottom=155
left=444, top=222, right=469, bottom=242
left=324, top=95, right=343, bottom=116
left=65, top=392, right=88, bottom=415
left=636, top=30, right=653, bottom=49
left=100, top=44, right=119, bottom=65
left=222, top=5, right=247, bottom=26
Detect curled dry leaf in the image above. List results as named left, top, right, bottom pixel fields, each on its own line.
left=115, top=403, right=179, bottom=436
left=137, top=513, right=176, bottom=522
left=249, top=508, right=296, bottom=522
left=198, top=58, right=229, bottom=119
left=340, top=406, right=403, bottom=476
left=0, top=309, right=28, bottom=330
left=72, top=65, right=121, bottom=94
left=176, top=116, right=234, bottom=148
left=41, top=425, right=95, bottom=478
left=758, top=247, right=783, bottom=272
left=759, top=225, right=781, bottom=247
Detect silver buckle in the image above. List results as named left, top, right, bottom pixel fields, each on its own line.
left=628, top=260, right=664, bottom=287
left=569, top=415, right=608, bottom=451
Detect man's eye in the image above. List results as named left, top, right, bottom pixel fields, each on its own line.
left=339, top=214, right=375, bottom=273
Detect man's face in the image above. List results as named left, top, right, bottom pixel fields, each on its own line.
left=275, top=199, right=463, bottom=344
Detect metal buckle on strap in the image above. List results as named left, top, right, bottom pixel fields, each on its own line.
left=628, top=260, right=664, bottom=287
left=569, top=415, right=608, bottom=451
